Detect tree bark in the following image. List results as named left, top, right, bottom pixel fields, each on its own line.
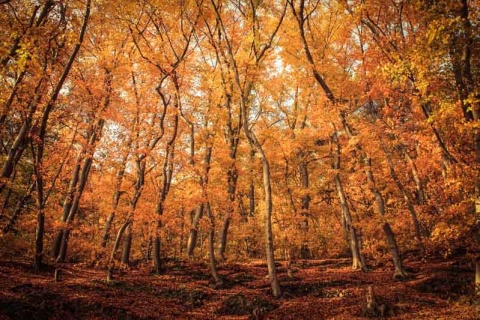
left=382, top=143, right=424, bottom=253
left=122, top=223, right=133, bottom=264
left=107, top=215, right=132, bottom=281
left=206, top=202, right=223, bottom=286
left=187, top=203, right=204, bottom=258
left=101, top=148, right=130, bottom=248
left=365, top=157, right=408, bottom=278
left=332, top=129, right=367, bottom=271
left=403, top=148, right=426, bottom=205
left=217, top=83, right=240, bottom=260
left=3, top=181, right=35, bottom=234
left=210, top=0, right=283, bottom=297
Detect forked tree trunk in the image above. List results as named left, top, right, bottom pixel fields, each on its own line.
left=107, top=216, right=131, bottom=282
left=55, top=155, right=95, bottom=262
left=152, top=109, right=178, bottom=273
left=210, top=0, right=283, bottom=297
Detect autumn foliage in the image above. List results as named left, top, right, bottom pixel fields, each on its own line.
left=0, top=0, right=479, bottom=317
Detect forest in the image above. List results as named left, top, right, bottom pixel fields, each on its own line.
left=0, top=0, right=479, bottom=318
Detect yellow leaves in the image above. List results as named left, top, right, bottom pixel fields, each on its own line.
left=431, top=222, right=461, bottom=244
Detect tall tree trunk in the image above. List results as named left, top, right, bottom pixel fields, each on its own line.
left=258, top=147, right=281, bottom=297
left=365, top=157, right=408, bottom=278
left=55, top=154, right=95, bottom=262
left=153, top=106, right=178, bottom=273
left=382, top=144, right=424, bottom=253
left=187, top=144, right=212, bottom=259
left=217, top=165, right=238, bottom=260
left=448, top=0, right=480, bottom=294
left=210, top=0, right=283, bottom=297
left=206, top=202, right=223, bottom=286
left=53, top=151, right=83, bottom=257
left=332, top=129, right=367, bottom=271
left=101, top=149, right=130, bottom=248
left=217, top=81, right=240, bottom=260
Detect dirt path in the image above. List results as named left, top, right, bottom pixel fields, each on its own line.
left=0, top=258, right=478, bottom=319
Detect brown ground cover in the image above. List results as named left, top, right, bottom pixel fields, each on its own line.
left=0, top=257, right=478, bottom=319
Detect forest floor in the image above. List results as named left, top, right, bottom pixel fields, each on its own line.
left=0, top=256, right=478, bottom=319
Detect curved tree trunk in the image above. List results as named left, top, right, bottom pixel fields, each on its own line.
left=210, top=0, right=284, bottom=297
left=107, top=215, right=132, bottom=282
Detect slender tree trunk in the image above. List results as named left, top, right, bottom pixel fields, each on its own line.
left=53, top=151, right=82, bottom=257
left=210, top=0, right=282, bottom=296
left=217, top=85, right=240, bottom=260
left=259, top=151, right=281, bottom=297
left=107, top=216, right=131, bottom=281
left=206, top=202, right=223, bottom=286
left=187, top=144, right=211, bottom=259
left=3, top=181, right=35, bottom=234
left=365, top=157, right=408, bottom=278
left=298, top=152, right=311, bottom=257
left=217, top=217, right=230, bottom=260
left=153, top=236, right=161, bottom=272
left=101, top=152, right=129, bottom=248
left=55, top=155, right=94, bottom=262
left=248, top=177, right=255, bottom=216
left=34, top=209, right=45, bottom=271
left=382, top=144, right=424, bottom=252
left=187, top=203, right=204, bottom=258
left=403, top=148, right=426, bottom=205
left=217, top=167, right=237, bottom=260
left=122, top=223, right=133, bottom=264
left=102, top=213, right=116, bottom=248
left=55, top=229, right=70, bottom=263
left=332, top=129, right=367, bottom=271
left=334, top=174, right=366, bottom=271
